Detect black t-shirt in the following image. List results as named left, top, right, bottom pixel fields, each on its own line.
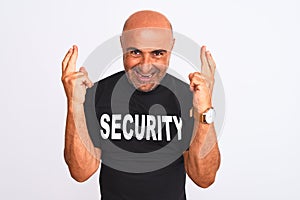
left=85, top=71, right=194, bottom=200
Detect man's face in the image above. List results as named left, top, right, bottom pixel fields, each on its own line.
left=121, top=28, right=174, bottom=92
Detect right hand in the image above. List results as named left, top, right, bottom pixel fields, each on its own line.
left=61, top=45, right=93, bottom=104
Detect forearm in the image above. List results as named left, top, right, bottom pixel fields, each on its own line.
left=64, top=101, right=100, bottom=182
left=184, top=121, right=220, bottom=188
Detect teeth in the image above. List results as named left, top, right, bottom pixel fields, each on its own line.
left=137, top=72, right=153, bottom=78
left=141, top=74, right=152, bottom=78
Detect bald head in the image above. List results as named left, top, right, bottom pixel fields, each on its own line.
left=123, top=10, right=172, bottom=31
left=121, top=11, right=174, bottom=92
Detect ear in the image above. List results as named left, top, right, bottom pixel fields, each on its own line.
left=170, top=38, right=175, bottom=51
left=120, top=35, right=125, bottom=53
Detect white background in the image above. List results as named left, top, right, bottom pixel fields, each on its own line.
left=0, top=0, right=299, bottom=199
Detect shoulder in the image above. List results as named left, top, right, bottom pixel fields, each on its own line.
left=98, top=71, right=125, bottom=85
left=162, top=73, right=192, bottom=96
left=86, top=71, right=125, bottom=103
left=96, top=71, right=125, bottom=93
left=162, top=73, right=193, bottom=117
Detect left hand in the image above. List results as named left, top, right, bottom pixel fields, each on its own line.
left=189, top=46, right=216, bottom=112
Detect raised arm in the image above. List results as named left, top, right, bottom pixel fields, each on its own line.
left=61, top=45, right=101, bottom=182
left=183, top=46, right=221, bottom=188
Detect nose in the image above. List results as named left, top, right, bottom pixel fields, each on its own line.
left=139, top=54, right=153, bottom=74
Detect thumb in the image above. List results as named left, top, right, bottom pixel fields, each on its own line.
left=79, top=66, right=88, bottom=76
left=79, top=66, right=93, bottom=88
left=188, top=73, right=194, bottom=81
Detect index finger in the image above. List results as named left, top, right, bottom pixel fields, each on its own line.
left=67, top=45, right=78, bottom=72
left=200, top=46, right=209, bottom=69
left=200, top=45, right=211, bottom=77
left=62, top=47, right=73, bottom=73
left=64, top=45, right=78, bottom=74
left=206, top=51, right=216, bottom=76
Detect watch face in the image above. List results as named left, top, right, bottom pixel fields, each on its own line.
left=205, top=108, right=216, bottom=124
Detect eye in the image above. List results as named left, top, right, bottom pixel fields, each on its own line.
left=129, top=49, right=142, bottom=57
left=152, top=50, right=167, bottom=57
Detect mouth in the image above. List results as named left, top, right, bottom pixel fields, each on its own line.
left=134, top=70, right=155, bottom=82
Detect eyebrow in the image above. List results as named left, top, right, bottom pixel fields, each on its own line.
left=151, top=49, right=167, bottom=54
left=126, top=47, right=141, bottom=52
left=126, top=47, right=167, bottom=53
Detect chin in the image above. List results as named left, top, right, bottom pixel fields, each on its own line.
left=136, top=83, right=158, bottom=92
left=125, top=71, right=165, bottom=92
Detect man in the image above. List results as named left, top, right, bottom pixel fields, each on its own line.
left=62, top=10, right=220, bottom=200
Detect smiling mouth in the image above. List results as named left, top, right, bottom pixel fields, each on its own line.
left=134, top=70, right=155, bottom=82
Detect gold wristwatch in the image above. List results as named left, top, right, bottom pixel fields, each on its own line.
left=190, top=107, right=216, bottom=124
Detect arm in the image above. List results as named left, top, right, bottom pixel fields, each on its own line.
left=62, top=45, right=101, bottom=182
left=183, top=119, right=220, bottom=188
left=183, top=46, right=221, bottom=188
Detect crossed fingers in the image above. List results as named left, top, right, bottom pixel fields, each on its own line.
left=61, top=45, right=93, bottom=88
left=189, top=46, right=216, bottom=92
left=189, top=72, right=210, bottom=92
left=62, top=46, right=78, bottom=75
left=200, top=46, right=216, bottom=81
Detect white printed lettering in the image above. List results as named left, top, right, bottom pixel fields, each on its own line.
left=100, top=114, right=110, bottom=139
left=99, top=114, right=183, bottom=141
left=146, top=115, right=157, bottom=140
left=173, top=116, right=182, bottom=140
left=162, top=116, right=173, bottom=141
left=123, top=114, right=134, bottom=140
left=111, top=114, right=121, bottom=139
left=156, top=115, right=162, bottom=141
left=135, top=114, right=145, bottom=140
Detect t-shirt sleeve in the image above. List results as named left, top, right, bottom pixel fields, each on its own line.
left=84, top=82, right=101, bottom=148
left=176, top=78, right=194, bottom=152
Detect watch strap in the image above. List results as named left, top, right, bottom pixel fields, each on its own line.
left=190, top=107, right=214, bottom=124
